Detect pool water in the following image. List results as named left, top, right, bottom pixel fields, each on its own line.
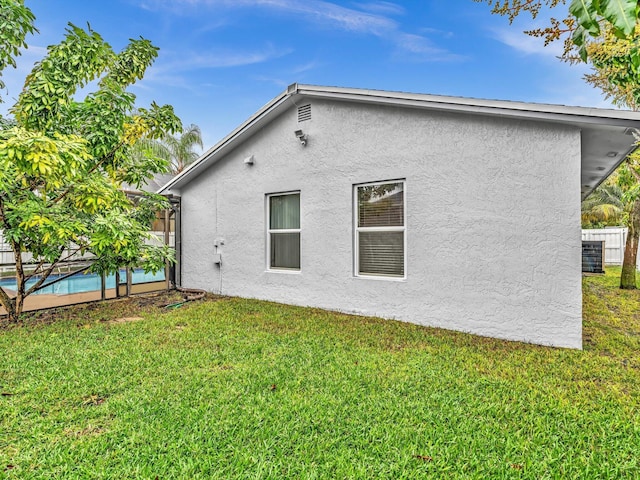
left=0, top=269, right=165, bottom=295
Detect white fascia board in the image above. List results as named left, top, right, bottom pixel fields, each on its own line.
left=158, top=89, right=293, bottom=194
left=159, top=83, right=640, bottom=194
left=293, top=84, right=640, bottom=128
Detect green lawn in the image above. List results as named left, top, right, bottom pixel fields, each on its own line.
left=1, top=269, right=639, bottom=479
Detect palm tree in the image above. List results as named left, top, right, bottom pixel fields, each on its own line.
left=581, top=163, right=640, bottom=289
left=581, top=183, right=624, bottom=228
left=162, top=124, right=203, bottom=174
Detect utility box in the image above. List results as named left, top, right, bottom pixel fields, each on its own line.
left=213, top=253, right=222, bottom=265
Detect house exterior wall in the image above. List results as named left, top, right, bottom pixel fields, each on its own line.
left=178, top=98, right=583, bottom=348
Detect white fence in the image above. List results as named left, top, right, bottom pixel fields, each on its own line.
left=582, top=227, right=640, bottom=268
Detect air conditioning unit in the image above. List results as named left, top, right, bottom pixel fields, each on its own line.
left=582, top=241, right=604, bottom=274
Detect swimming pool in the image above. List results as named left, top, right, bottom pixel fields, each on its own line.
left=0, top=269, right=165, bottom=295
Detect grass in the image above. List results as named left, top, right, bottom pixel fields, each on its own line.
left=1, top=269, right=639, bottom=479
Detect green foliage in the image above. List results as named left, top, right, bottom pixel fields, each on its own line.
left=0, top=3, right=181, bottom=321
left=598, top=0, right=638, bottom=36
left=1, top=286, right=639, bottom=477
left=143, top=123, right=204, bottom=174
left=585, top=25, right=640, bottom=107
left=0, top=0, right=36, bottom=95
left=475, top=0, right=640, bottom=61
left=581, top=182, right=625, bottom=227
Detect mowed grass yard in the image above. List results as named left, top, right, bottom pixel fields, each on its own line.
left=1, top=269, right=639, bottom=479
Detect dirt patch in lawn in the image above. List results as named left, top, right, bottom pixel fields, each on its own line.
left=2, top=290, right=220, bottom=328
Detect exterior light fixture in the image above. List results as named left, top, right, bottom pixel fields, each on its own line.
left=294, top=129, right=308, bottom=146
left=243, top=155, right=254, bottom=165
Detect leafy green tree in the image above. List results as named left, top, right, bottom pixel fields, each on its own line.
left=611, top=152, right=640, bottom=288
left=0, top=0, right=36, bottom=95
left=474, top=0, right=639, bottom=61
left=579, top=26, right=640, bottom=288
left=581, top=181, right=624, bottom=229
left=161, top=124, right=203, bottom=174
left=584, top=24, right=640, bottom=108
left=0, top=3, right=181, bottom=322
left=479, top=1, right=640, bottom=288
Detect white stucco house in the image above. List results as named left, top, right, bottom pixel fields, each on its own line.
left=160, top=84, right=640, bottom=349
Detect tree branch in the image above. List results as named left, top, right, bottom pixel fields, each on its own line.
left=48, top=141, right=125, bottom=206
left=24, top=246, right=65, bottom=297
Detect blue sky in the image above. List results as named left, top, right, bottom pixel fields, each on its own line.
left=1, top=0, right=613, bottom=149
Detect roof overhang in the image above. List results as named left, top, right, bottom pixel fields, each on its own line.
left=159, top=83, right=640, bottom=199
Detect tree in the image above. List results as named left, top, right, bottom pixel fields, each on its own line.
left=578, top=25, right=640, bottom=288
left=0, top=2, right=181, bottom=322
left=581, top=181, right=624, bottom=229
left=474, top=0, right=640, bottom=61
left=0, top=0, right=36, bottom=95
left=611, top=151, right=640, bottom=288
left=162, top=124, right=203, bottom=174
left=577, top=25, right=640, bottom=287
left=584, top=24, right=640, bottom=108
left=478, top=1, right=640, bottom=288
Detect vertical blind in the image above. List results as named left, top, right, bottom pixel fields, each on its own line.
left=270, top=194, right=300, bottom=229
left=270, top=232, right=300, bottom=269
left=269, top=193, right=300, bottom=270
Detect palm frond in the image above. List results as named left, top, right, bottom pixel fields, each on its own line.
left=158, top=123, right=203, bottom=174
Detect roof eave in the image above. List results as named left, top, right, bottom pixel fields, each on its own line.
left=158, top=86, right=295, bottom=194
left=158, top=83, right=640, bottom=196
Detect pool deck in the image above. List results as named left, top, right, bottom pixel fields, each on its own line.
left=0, top=282, right=167, bottom=316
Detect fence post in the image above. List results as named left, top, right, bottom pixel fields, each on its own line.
left=126, top=267, right=132, bottom=297
left=164, top=208, right=170, bottom=291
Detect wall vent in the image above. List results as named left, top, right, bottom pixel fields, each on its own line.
left=298, top=104, right=311, bottom=122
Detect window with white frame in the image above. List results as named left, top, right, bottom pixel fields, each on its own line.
left=267, top=192, right=300, bottom=270
left=354, top=180, right=405, bottom=278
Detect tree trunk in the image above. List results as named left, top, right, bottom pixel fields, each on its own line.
left=621, top=198, right=640, bottom=289
left=0, top=287, right=19, bottom=323
left=0, top=241, right=26, bottom=323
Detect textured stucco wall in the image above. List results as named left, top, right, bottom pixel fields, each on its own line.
left=177, top=98, right=583, bottom=348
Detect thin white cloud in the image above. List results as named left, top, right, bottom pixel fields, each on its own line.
left=136, top=0, right=460, bottom=61
left=193, top=19, right=230, bottom=35
left=420, top=26, right=454, bottom=39
left=290, top=60, right=323, bottom=74
left=488, top=7, right=566, bottom=59
left=251, top=74, right=291, bottom=88
left=139, top=0, right=394, bottom=34
left=352, top=1, right=405, bottom=16
left=134, top=44, right=293, bottom=94
left=254, top=0, right=397, bottom=35
left=155, top=44, right=292, bottom=72
left=492, top=27, right=563, bottom=58
left=395, top=33, right=462, bottom=61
